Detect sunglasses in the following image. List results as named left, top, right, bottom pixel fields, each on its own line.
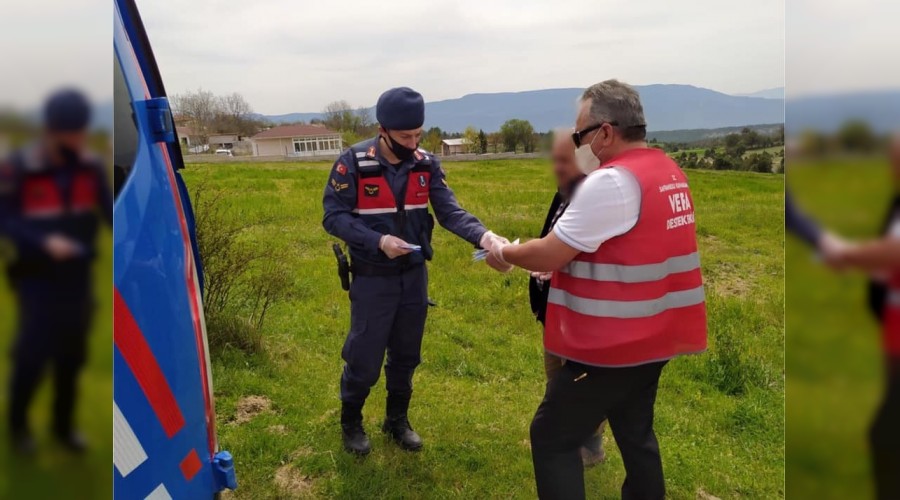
left=572, top=122, right=617, bottom=148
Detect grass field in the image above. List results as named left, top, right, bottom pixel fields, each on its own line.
left=786, top=157, right=892, bottom=499
left=0, top=233, right=113, bottom=500
left=179, top=158, right=785, bottom=499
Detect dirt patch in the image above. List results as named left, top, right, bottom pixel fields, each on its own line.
left=267, top=424, right=288, bottom=435
left=707, top=262, right=752, bottom=298
left=697, top=488, right=722, bottom=500
left=710, top=273, right=751, bottom=298
left=274, top=464, right=315, bottom=498
left=232, top=395, right=272, bottom=425
left=313, top=407, right=337, bottom=424
left=289, top=446, right=315, bottom=460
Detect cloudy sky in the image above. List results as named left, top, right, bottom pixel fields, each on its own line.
left=787, top=0, right=900, bottom=98
left=0, top=0, right=110, bottom=111
left=138, top=0, right=785, bottom=115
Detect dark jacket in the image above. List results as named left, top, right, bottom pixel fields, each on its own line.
left=529, top=176, right=585, bottom=324
left=785, top=190, right=822, bottom=248
left=868, top=194, right=900, bottom=322
left=322, top=137, right=487, bottom=270
left=0, top=145, right=112, bottom=281
left=529, top=192, right=564, bottom=324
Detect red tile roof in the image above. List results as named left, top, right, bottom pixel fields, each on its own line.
left=251, top=124, right=340, bottom=139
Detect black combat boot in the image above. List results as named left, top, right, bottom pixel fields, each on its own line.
left=10, top=428, right=37, bottom=456
left=382, top=392, right=423, bottom=451
left=341, top=402, right=371, bottom=456
left=55, top=429, right=89, bottom=454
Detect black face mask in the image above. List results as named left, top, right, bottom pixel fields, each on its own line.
left=56, top=144, right=80, bottom=165
left=384, top=131, right=417, bottom=162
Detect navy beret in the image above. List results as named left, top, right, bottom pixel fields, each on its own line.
left=376, top=87, right=424, bottom=130
left=44, top=88, right=91, bottom=131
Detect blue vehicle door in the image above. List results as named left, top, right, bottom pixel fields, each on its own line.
left=113, top=0, right=234, bottom=497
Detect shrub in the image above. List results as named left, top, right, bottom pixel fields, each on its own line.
left=191, top=182, right=293, bottom=354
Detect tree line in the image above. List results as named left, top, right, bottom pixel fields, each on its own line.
left=667, top=127, right=785, bottom=174
left=171, top=89, right=269, bottom=144
left=795, top=120, right=888, bottom=156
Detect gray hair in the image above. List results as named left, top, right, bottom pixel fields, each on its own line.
left=580, top=80, right=647, bottom=142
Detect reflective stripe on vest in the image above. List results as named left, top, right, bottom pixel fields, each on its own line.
left=562, top=251, right=700, bottom=283
left=889, top=290, right=900, bottom=307
left=548, top=285, right=705, bottom=319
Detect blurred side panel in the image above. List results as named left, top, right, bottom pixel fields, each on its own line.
left=0, top=0, right=112, bottom=499
left=786, top=1, right=900, bottom=498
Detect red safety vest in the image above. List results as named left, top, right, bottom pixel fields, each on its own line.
left=353, top=148, right=430, bottom=216
left=544, top=148, right=708, bottom=367
left=884, top=273, right=900, bottom=356
left=20, top=170, right=98, bottom=218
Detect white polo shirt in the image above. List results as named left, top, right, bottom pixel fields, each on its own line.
left=552, top=166, right=642, bottom=253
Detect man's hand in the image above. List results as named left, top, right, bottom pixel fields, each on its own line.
left=379, top=235, right=414, bottom=259
left=44, top=233, right=82, bottom=261
left=818, top=231, right=853, bottom=270
left=487, top=238, right=517, bottom=273
left=530, top=271, right=553, bottom=281
left=486, top=251, right=513, bottom=273
left=479, top=230, right=508, bottom=251
left=480, top=230, right=513, bottom=272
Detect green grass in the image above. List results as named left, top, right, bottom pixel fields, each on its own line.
left=0, top=232, right=112, bottom=500
left=786, top=158, right=892, bottom=499
left=182, top=159, right=784, bottom=499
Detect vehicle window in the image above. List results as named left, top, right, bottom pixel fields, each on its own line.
left=114, top=55, right=139, bottom=199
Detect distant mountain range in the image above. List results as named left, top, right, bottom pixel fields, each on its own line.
left=255, top=84, right=784, bottom=133
left=786, top=90, right=900, bottom=133
left=736, top=87, right=784, bottom=100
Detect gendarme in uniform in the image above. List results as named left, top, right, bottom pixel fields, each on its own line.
left=322, top=87, right=492, bottom=455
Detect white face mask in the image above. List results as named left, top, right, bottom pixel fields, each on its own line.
left=574, top=128, right=603, bottom=174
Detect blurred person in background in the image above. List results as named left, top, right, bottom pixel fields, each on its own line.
left=0, top=88, right=111, bottom=455
left=819, top=133, right=900, bottom=499
left=529, top=128, right=606, bottom=468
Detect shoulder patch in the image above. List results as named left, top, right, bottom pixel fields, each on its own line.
left=330, top=177, right=349, bottom=192
left=335, top=162, right=348, bottom=176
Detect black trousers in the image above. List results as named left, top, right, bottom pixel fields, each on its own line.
left=340, top=266, right=428, bottom=406
left=871, top=365, right=900, bottom=500
left=8, top=277, right=92, bottom=436
left=530, top=359, right=668, bottom=500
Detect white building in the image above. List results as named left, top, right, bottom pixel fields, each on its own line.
left=441, top=138, right=470, bottom=156
left=250, top=124, right=343, bottom=157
